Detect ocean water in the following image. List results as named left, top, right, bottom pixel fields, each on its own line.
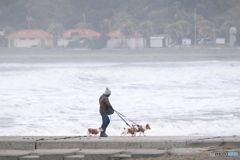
left=0, top=61, right=240, bottom=136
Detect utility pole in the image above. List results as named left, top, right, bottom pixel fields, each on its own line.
left=194, top=8, right=197, bottom=48
left=26, top=16, right=32, bottom=29
left=109, top=20, right=111, bottom=33
left=174, top=1, right=181, bottom=21
left=83, top=14, right=86, bottom=24
left=214, top=25, right=216, bottom=48
left=26, top=2, right=32, bottom=29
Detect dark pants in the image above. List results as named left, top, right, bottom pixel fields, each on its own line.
left=101, top=113, right=110, bottom=133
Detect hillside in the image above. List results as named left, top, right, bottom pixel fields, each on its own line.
left=0, top=0, right=239, bottom=44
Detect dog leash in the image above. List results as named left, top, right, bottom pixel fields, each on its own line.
left=114, top=109, right=131, bottom=127
left=114, top=109, right=139, bottom=126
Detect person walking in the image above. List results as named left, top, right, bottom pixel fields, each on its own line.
left=99, top=88, right=114, bottom=137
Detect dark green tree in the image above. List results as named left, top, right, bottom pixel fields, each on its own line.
left=138, top=20, right=155, bottom=47
left=221, top=21, right=237, bottom=43
left=47, top=23, right=64, bottom=47
left=165, top=23, right=181, bottom=45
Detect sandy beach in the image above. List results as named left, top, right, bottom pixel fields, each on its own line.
left=0, top=48, right=240, bottom=63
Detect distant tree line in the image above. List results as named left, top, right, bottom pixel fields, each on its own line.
left=0, top=0, right=240, bottom=46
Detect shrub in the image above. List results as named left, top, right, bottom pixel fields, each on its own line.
left=88, top=35, right=110, bottom=50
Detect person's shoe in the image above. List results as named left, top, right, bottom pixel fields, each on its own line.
left=100, top=133, right=108, bottom=137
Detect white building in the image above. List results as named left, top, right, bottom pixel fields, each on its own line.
left=150, top=35, right=171, bottom=48
left=6, top=30, right=53, bottom=48
left=215, top=38, right=225, bottom=44
left=107, top=30, right=145, bottom=49
left=182, top=38, right=192, bottom=46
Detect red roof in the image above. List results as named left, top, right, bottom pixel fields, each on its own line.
left=107, top=29, right=123, bottom=38
left=107, top=29, right=142, bottom=38
left=63, top=29, right=101, bottom=38
left=6, top=30, right=52, bottom=38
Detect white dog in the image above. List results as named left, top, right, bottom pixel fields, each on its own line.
left=136, top=124, right=151, bottom=136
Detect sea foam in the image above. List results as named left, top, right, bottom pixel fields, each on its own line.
left=0, top=61, right=239, bottom=136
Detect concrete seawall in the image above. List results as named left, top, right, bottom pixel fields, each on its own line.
left=0, top=136, right=239, bottom=160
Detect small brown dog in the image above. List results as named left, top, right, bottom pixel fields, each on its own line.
left=121, top=127, right=138, bottom=136
left=87, top=128, right=103, bottom=137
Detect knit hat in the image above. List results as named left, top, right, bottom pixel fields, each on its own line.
left=104, top=88, right=111, bottom=95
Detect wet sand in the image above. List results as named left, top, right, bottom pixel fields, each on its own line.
left=0, top=48, right=240, bottom=63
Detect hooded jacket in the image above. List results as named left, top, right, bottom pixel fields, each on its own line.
left=99, top=94, right=113, bottom=113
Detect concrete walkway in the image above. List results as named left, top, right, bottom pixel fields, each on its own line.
left=0, top=136, right=239, bottom=160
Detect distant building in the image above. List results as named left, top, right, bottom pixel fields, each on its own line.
left=182, top=38, right=191, bottom=46
left=107, top=29, right=145, bottom=49
left=6, top=30, right=53, bottom=48
left=150, top=35, right=171, bottom=48
left=0, top=31, right=5, bottom=36
left=216, top=38, right=225, bottom=45
left=58, top=29, right=101, bottom=47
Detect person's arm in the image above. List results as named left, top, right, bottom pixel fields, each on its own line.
left=104, top=97, right=113, bottom=109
